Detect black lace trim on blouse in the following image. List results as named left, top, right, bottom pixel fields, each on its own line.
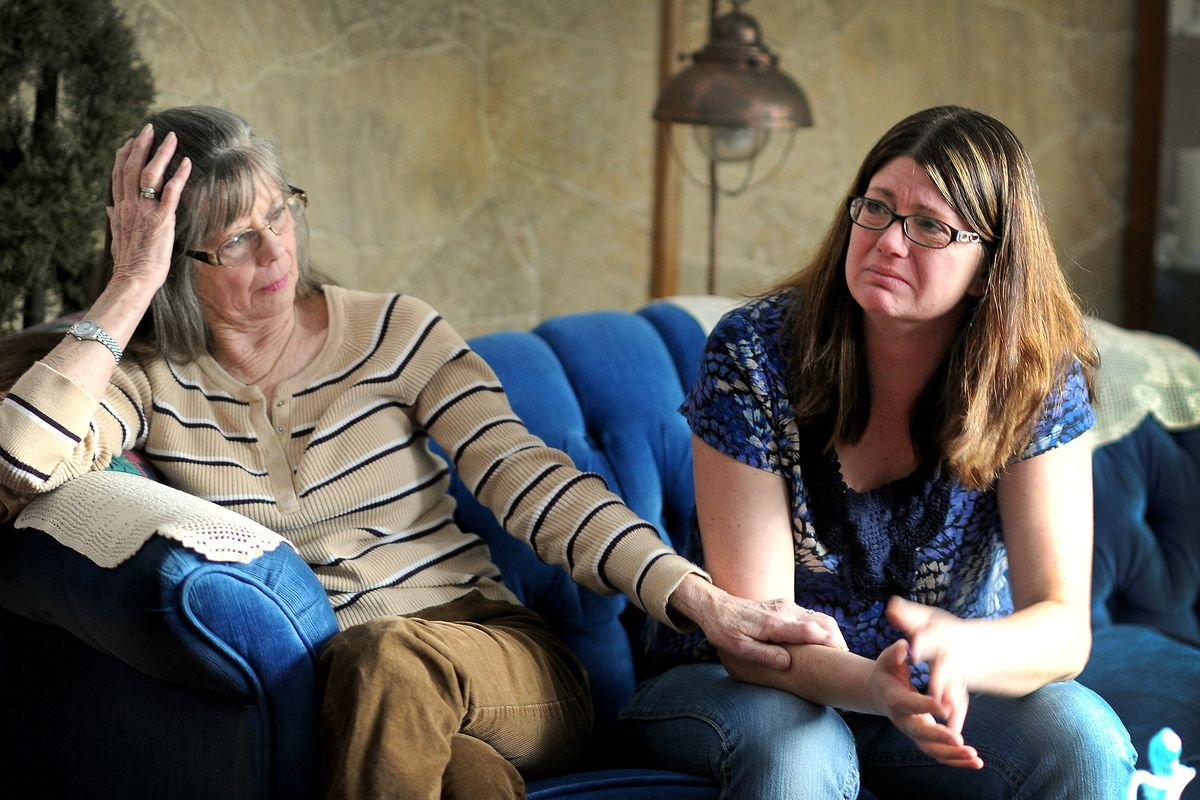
left=798, top=424, right=952, bottom=602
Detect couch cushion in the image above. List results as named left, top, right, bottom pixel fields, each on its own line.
left=636, top=300, right=723, bottom=395
left=532, top=311, right=694, bottom=547
left=1091, top=417, right=1200, bottom=645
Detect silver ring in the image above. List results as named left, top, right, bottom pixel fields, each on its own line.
left=139, top=186, right=158, bottom=200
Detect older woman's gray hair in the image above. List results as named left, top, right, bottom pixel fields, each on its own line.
left=97, top=105, right=324, bottom=363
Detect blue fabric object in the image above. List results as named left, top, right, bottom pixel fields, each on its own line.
left=636, top=301, right=711, bottom=397
left=526, top=768, right=718, bottom=799
left=1081, top=625, right=1200, bottom=784
left=0, top=303, right=1195, bottom=798
left=1, top=609, right=270, bottom=799
left=454, top=310, right=698, bottom=758
left=0, top=525, right=337, bottom=798
left=1085, top=413, right=1200, bottom=795
left=530, top=311, right=695, bottom=546
left=445, top=325, right=635, bottom=755
left=1091, top=417, right=1200, bottom=644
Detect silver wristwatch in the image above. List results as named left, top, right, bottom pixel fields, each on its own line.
left=66, top=320, right=123, bottom=364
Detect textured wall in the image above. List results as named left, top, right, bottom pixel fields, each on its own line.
left=113, top=0, right=1137, bottom=335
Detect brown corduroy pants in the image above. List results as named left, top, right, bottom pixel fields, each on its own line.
left=318, top=591, right=593, bottom=800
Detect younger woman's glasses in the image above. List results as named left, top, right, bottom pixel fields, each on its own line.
left=847, top=195, right=983, bottom=249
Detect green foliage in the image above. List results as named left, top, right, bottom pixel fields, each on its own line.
left=0, top=0, right=155, bottom=330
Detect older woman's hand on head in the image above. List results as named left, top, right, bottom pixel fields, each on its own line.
left=107, top=122, right=191, bottom=293
left=39, top=123, right=192, bottom=399
left=668, top=573, right=847, bottom=671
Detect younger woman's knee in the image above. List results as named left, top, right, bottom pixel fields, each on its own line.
left=622, top=665, right=858, bottom=798
left=980, top=681, right=1136, bottom=792
left=1055, top=683, right=1136, bottom=775
left=1030, top=683, right=1133, bottom=756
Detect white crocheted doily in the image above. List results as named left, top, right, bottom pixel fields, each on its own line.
left=1087, top=317, right=1200, bottom=446
left=15, top=471, right=295, bottom=568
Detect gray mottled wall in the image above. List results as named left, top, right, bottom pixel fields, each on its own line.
left=114, top=0, right=1137, bottom=336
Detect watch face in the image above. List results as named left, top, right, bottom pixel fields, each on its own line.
left=73, top=320, right=100, bottom=336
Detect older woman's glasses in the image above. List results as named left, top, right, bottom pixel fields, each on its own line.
left=186, top=187, right=308, bottom=267
left=847, top=195, right=983, bottom=249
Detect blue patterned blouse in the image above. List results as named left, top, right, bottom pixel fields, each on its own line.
left=645, top=293, right=1094, bottom=687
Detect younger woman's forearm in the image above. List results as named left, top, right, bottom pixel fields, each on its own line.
left=720, top=643, right=881, bottom=714
left=949, top=602, right=1092, bottom=696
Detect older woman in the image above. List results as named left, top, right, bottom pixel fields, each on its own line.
left=0, top=106, right=842, bottom=799
left=621, top=106, right=1137, bottom=799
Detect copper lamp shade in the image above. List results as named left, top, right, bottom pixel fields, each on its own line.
left=652, top=4, right=812, bottom=132
left=649, top=0, right=811, bottom=296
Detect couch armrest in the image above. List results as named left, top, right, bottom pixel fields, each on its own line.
left=0, top=522, right=339, bottom=703
left=0, top=522, right=340, bottom=798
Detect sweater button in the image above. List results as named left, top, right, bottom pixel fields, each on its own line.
left=276, top=425, right=285, bottom=433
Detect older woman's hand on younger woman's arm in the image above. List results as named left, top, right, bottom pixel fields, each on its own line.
left=667, top=572, right=847, bottom=671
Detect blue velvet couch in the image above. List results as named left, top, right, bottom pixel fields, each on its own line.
left=0, top=299, right=1196, bottom=798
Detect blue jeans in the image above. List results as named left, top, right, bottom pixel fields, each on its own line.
left=619, top=662, right=1135, bottom=800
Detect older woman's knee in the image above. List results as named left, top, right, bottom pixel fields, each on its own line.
left=320, top=617, right=460, bottom=700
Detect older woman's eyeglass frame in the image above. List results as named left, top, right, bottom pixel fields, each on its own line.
left=847, top=195, right=983, bottom=249
left=185, top=186, right=308, bottom=267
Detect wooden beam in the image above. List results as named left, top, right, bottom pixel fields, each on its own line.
left=1123, top=0, right=1167, bottom=330
left=649, top=0, right=684, bottom=299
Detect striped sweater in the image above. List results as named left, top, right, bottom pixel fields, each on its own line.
left=0, top=286, right=698, bottom=629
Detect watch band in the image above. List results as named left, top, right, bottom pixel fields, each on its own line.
left=66, top=320, right=123, bottom=364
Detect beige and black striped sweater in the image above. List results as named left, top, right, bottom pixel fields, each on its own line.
left=0, top=286, right=698, bottom=629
